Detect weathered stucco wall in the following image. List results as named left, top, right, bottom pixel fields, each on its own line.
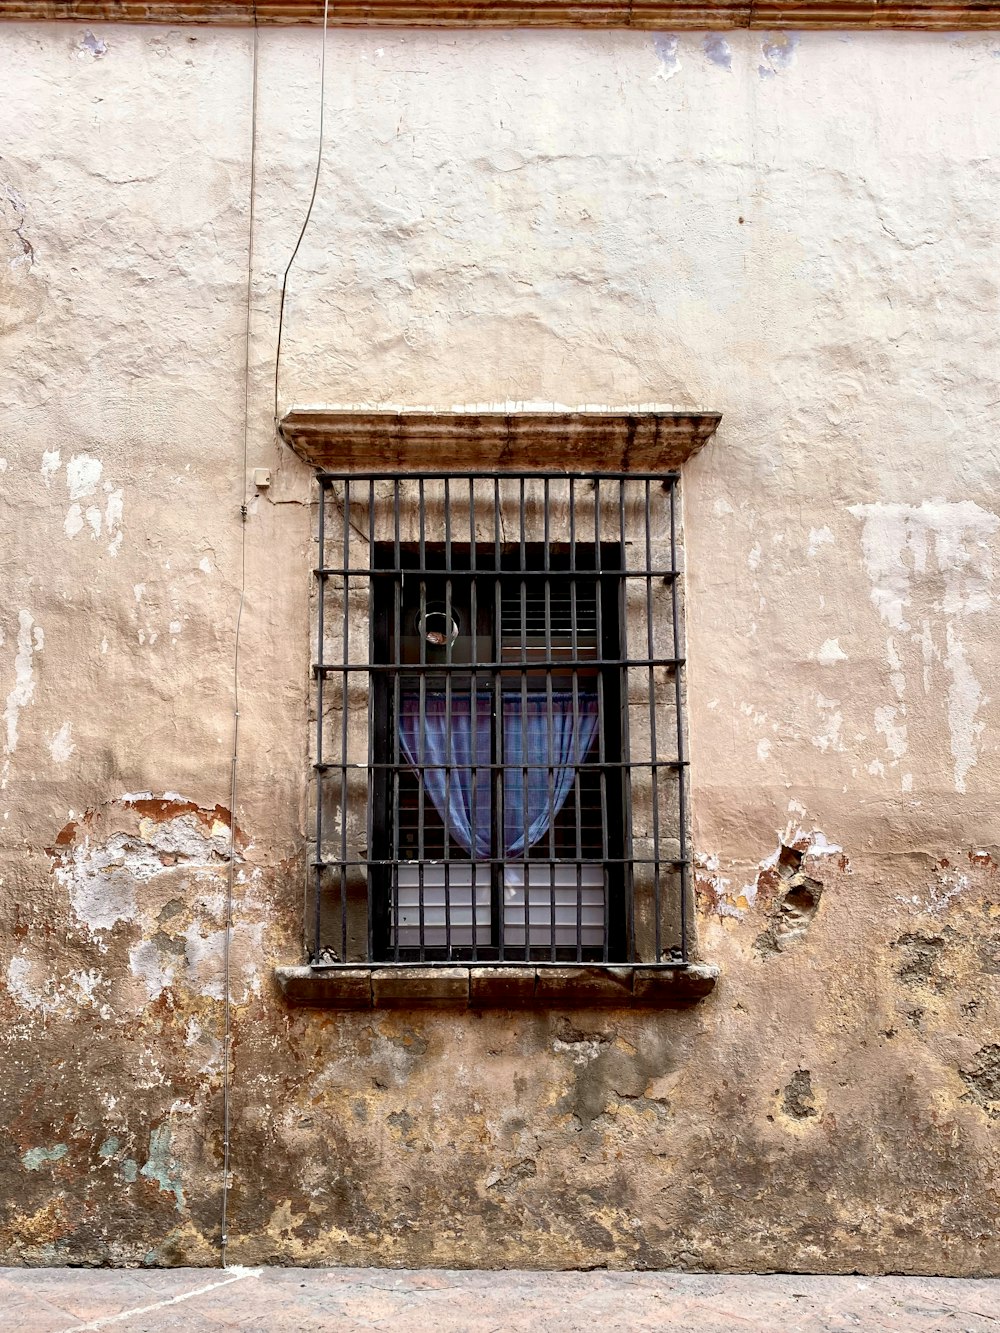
left=1, top=22, right=999, bottom=1271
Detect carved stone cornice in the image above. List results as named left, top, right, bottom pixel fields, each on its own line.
left=278, top=409, right=722, bottom=473
left=1, top=0, right=996, bottom=25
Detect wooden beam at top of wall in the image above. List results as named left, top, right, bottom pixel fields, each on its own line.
left=1, top=0, right=998, bottom=26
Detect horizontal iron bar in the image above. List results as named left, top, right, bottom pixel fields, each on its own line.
left=313, top=657, right=684, bottom=675
left=315, top=567, right=679, bottom=580
left=318, top=470, right=680, bottom=484
left=309, top=965, right=693, bottom=975
left=311, top=858, right=690, bottom=868
left=313, top=759, right=688, bottom=772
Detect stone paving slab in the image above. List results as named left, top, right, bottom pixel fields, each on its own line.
left=2, top=1268, right=1000, bottom=1332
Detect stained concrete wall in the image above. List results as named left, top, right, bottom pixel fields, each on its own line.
left=1, top=22, right=999, bottom=1271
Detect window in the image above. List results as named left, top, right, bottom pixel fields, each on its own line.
left=310, top=469, right=690, bottom=971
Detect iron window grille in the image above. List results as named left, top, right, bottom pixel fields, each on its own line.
left=311, top=471, right=691, bottom=968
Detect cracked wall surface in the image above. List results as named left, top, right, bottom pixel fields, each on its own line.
left=1, top=24, right=999, bottom=1273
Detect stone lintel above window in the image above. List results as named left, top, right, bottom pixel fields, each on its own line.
left=278, top=409, right=721, bottom=475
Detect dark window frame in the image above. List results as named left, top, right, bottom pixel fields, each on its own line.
left=311, top=470, right=690, bottom=971
left=369, top=541, right=627, bottom=963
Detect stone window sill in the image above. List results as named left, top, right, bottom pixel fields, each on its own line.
left=274, top=963, right=718, bottom=1009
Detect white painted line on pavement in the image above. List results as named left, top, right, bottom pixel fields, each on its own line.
left=63, top=1266, right=263, bottom=1331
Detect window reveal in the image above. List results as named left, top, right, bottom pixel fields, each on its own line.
left=312, top=473, right=689, bottom=968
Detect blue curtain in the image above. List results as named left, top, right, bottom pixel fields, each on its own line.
left=398, top=692, right=598, bottom=859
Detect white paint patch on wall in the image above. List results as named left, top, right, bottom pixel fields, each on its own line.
left=4, top=954, right=109, bottom=1018
left=62, top=459, right=125, bottom=554
left=811, top=693, right=844, bottom=753
left=817, top=638, right=847, bottom=666
left=808, top=527, right=834, bottom=558
left=105, top=488, right=124, bottom=557
left=850, top=500, right=999, bottom=793
left=4, top=610, right=43, bottom=755
left=49, top=722, right=74, bottom=763
left=129, top=938, right=174, bottom=1003
left=944, top=623, right=985, bottom=794
left=184, top=922, right=263, bottom=1004
left=66, top=454, right=102, bottom=501
left=875, top=705, right=908, bottom=761
left=6, top=954, right=66, bottom=1016
left=40, top=449, right=60, bottom=485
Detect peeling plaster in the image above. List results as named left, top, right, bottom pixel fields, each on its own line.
left=896, top=856, right=981, bottom=917
left=6, top=955, right=67, bottom=1017
left=77, top=31, right=109, bottom=59
left=697, top=827, right=844, bottom=921
left=851, top=501, right=999, bottom=793
left=184, top=922, right=263, bottom=1004
left=52, top=796, right=234, bottom=936
left=129, top=938, right=175, bottom=1003
left=651, top=34, right=680, bottom=80
left=759, top=32, right=800, bottom=78
left=4, top=610, right=43, bottom=755
left=702, top=35, right=732, bottom=71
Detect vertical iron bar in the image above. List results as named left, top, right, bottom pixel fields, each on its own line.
left=392, top=480, right=402, bottom=962
left=469, top=477, right=479, bottom=960
left=366, top=480, right=376, bottom=963
left=340, top=480, right=350, bottom=963
left=544, top=478, right=556, bottom=961
left=519, top=477, right=529, bottom=960
left=417, top=478, right=427, bottom=960
left=493, top=478, right=504, bottom=960
left=443, top=478, right=453, bottom=960
left=314, top=481, right=326, bottom=963
left=594, top=478, right=610, bottom=962
left=645, top=480, right=662, bottom=964
left=670, top=479, right=689, bottom=963
left=619, top=479, right=636, bottom=963
left=569, top=476, right=583, bottom=964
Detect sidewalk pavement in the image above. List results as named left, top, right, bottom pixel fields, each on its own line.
left=3, top=1266, right=1000, bottom=1332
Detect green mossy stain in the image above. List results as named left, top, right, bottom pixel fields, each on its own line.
left=139, top=1126, right=185, bottom=1209
left=22, top=1144, right=68, bottom=1171
left=98, top=1137, right=120, bottom=1158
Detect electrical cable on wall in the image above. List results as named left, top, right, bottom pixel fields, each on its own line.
left=220, top=0, right=260, bottom=1272
left=273, top=0, right=331, bottom=426
left=222, top=0, right=330, bottom=1266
